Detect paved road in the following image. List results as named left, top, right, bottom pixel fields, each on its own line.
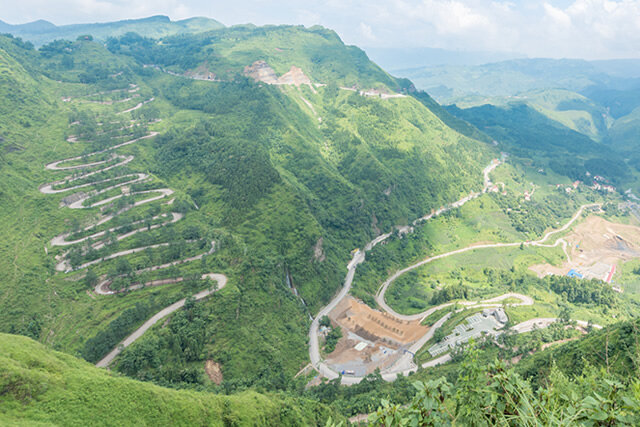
left=40, top=169, right=142, bottom=194
left=309, top=159, right=504, bottom=383
left=375, top=203, right=598, bottom=321
left=43, top=111, right=227, bottom=370
left=511, top=317, right=602, bottom=333
left=68, top=187, right=174, bottom=210
left=96, top=273, right=227, bottom=367
left=118, top=97, right=154, bottom=114
left=59, top=239, right=215, bottom=273
left=44, top=132, right=158, bottom=171
left=308, top=153, right=600, bottom=384
left=51, top=213, right=183, bottom=247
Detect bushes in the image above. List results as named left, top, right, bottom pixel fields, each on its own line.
left=370, top=352, right=640, bottom=425
left=429, top=283, right=470, bottom=305
left=546, top=275, right=616, bottom=306
left=80, top=302, right=154, bottom=363
left=323, top=326, right=342, bottom=353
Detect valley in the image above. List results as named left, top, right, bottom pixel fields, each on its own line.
left=309, top=153, right=625, bottom=384
left=1, top=14, right=640, bottom=426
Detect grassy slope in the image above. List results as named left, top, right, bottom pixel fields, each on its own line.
left=0, top=333, right=343, bottom=426
left=608, top=106, right=640, bottom=153
left=454, top=89, right=609, bottom=142
left=446, top=102, right=635, bottom=188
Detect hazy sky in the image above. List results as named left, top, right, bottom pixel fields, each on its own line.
left=1, top=0, right=640, bottom=59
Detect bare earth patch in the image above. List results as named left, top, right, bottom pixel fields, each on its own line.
left=324, top=297, right=429, bottom=376
left=204, top=360, right=223, bottom=385
left=530, top=215, right=640, bottom=283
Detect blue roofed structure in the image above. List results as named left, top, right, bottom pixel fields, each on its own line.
left=567, top=269, right=583, bottom=279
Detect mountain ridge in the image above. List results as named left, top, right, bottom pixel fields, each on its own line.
left=0, top=15, right=225, bottom=46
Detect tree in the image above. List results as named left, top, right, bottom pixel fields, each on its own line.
left=85, top=269, right=99, bottom=289
left=116, top=258, right=132, bottom=276
left=432, top=328, right=446, bottom=343
left=319, top=315, right=331, bottom=328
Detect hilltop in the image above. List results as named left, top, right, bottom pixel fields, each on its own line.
left=0, top=15, right=224, bottom=46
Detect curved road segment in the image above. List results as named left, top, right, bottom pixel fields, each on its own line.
left=96, top=274, right=227, bottom=367
left=309, top=156, right=600, bottom=384
left=41, top=104, right=228, bottom=369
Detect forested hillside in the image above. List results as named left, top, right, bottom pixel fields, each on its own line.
left=399, top=57, right=640, bottom=194
left=0, top=24, right=493, bottom=394
left=6, top=17, right=640, bottom=425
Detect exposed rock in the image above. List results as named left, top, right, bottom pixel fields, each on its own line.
left=244, top=60, right=278, bottom=84
left=245, top=61, right=312, bottom=86
left=60, top=192, right=87, bottom=207
left=371, top=214, right=381, bottom=236
left=313, top=237, right=326, bottom=262
left=277, top=66, right=312, bottom=86
left=185, top=63, right=217, bottom=81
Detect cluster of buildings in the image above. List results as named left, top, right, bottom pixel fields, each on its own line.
left=555, top=180, right=581, bottom=194
left=428, top=308, right=508, bottom=357
left=588, top=173, right=616, bottom=193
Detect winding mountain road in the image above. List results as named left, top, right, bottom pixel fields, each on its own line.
left=376, top=203, right=597, bottom=321
left=42, top=104, right=228, bottom=369
left=95, top=273, right=227, bottom=368
left=308, top=155, right=600, bottom=384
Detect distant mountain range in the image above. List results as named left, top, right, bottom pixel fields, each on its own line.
left=0, top=15, right=224, bottom=46
left=363, top=46, right=524, bottom=70
left=396, top=57, right=640, bottom=103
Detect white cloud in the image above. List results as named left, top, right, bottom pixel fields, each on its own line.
left=543, top=3, right=572, bottom=28
left=359, top=22, right=376, bottom=41
left=1, top=0, right=639, bottom=59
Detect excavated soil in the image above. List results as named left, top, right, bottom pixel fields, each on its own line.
left=244, top=61, right=312, bottom=86
left=329, top=297, right=428, bottom=346
left=530, top=216, right=640, bottom=281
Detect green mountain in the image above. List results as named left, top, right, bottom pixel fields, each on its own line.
left=0, top=24, right=493, bottom=394
left=517, top=318, right=640, bottom=386
left=6, top=16, right=640, bottom=424
left=608, top=106, right=640, bottom=153
left=0, top=333, right=343, bottom=426
left=397, top=58, right=640, bottom=103
left=446, top=102, right=633, bottom=185
left=0, top=15, right=224, bottom=46
left=453, top=88, right=610, bottom=142
left=397, top=58, right=640, bottom=167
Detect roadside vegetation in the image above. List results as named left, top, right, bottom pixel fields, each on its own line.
left=2, top=20, right=640, bottom=424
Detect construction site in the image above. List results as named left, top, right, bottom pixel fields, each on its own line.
left=324, top=297, right=428, bottom=376
left=530, top=215, right=640, bottom=286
